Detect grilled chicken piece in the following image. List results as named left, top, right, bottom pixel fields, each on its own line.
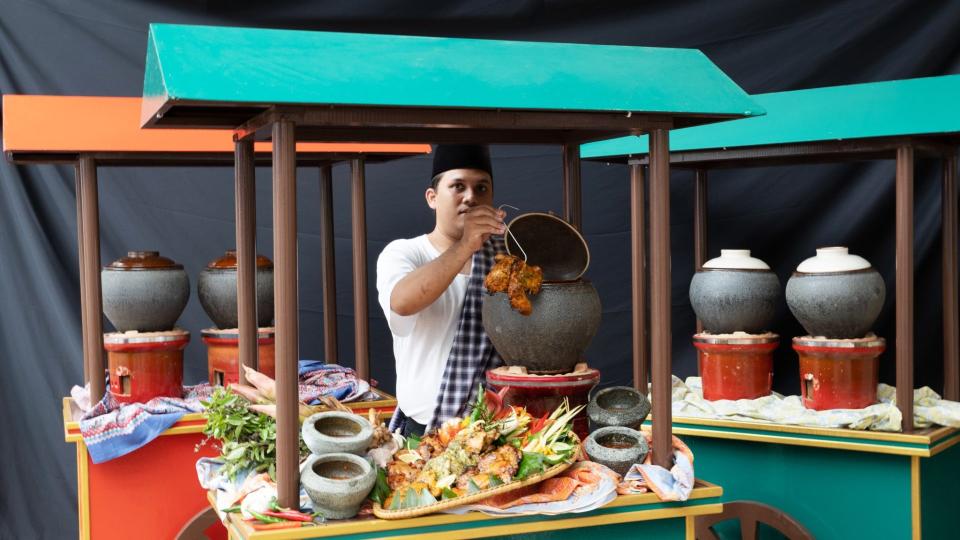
left=484, top=253, right=544, bottom=316
left=485, top=254, right=514, bottom=293
left=386, top=459, right=422, bottom=490
left=477, top=445, right=521, bottom=484
left=417, top=434, right=445, bottom=460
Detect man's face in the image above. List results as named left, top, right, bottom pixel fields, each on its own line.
left=426, top=168, right=494, bottom=238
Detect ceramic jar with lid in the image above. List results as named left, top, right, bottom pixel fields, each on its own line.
left=197, top=250, right=274, bottom=329
left=481, top=212, right=601, bottom=374
left=101, top=251, right=190, bottom=332
left=689, top=249, right=780, bottom=334
left=786, top=247, right=885, bottom=339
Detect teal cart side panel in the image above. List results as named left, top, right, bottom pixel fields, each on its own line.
left=307, top=498, right=716, bottom=539
left=921, top=443, right=960, bottom=538
left=688, top=436, right=912, bottom=540
left=496, top=516, right=685, bottom=539
left=142, top=23, right=761, bottom=117
left=580, top=74, right=960, bottom=160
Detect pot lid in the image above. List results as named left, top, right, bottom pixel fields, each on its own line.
left=206, top=250, right=273, bottom=270
left=504, top=212, right=589, bottom=281
left=796, top=246, right=871, bottom=273
left=702, top=249, right=770, bottom=270
left=105, top=251, right=183, bottom=270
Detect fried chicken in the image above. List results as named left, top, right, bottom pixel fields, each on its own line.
left=484, top=253, right=543, bottom=316
left=455, top=445, right=521, bottom=490
left=386, top=458, right=423, bottom=490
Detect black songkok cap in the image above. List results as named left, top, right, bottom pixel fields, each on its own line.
left=431, top=144, right=493, bottom=180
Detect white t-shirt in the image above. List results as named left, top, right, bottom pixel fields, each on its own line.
left=376, top=235, right=469, bottom=425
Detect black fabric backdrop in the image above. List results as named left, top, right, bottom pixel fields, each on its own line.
left=2, top=1, right=959, bottom=537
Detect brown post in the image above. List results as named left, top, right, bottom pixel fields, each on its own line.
left=649, top=129, right=674, bottom=467
left=319, top=164, right=339, bottom=365
left=235, top=139, right=257, bottom=384
left=351, top=159, right=370, bottom=381
left=562, top=144, right=582, bottom=230
left=895, top=145, right=914, bottom=433
left=943, top=154, right=959, bottom=401
left=694, top=169, right=709, bottom=334
left=74, top=165, right=89, bottom=384
left=629, top=161, right=648, bottom=393
left=272, top=120, right=300, bottom=507
left=78, top=156, right=105, bottom=402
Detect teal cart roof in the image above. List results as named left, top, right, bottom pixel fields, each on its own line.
left=141, top=23, right=762, bottom=141
left=581, top=74, right=960, bottom=161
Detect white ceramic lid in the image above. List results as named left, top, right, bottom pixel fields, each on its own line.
left=702, top=249, right=770, bottom=270
left=796, top=246, right=871, bottom=273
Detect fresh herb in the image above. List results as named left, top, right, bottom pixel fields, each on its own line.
left=441, top=487, right=459, bottom=500
left=200, top=387, right=308, bottom=480
left=369, top=466, right=391, bottom=505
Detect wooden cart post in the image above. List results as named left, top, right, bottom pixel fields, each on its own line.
left=319, top=163, right=339, bottom=365
left=234, top=139, right=257, bottom=384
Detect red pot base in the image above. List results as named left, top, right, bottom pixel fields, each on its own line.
left=486, top=364, right=599, bottom=440
left=693, top=333, right=779, bottom=401
left=202, top=327, right=276, bottom=386
left=793, top=336, right=885, bottom=410
left=104, top=330, right=189, bottom=404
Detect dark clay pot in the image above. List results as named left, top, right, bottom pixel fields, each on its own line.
left=197, top=250, right=274, bottom=329
left=690, top=270, right=780, bottom=333
left=786, top=247, right=885, bottom=339
left=482, top=280, right=601, bottom=374
left=583, top=426, right=649, bottom=477
left=101, top=251, right=189, bottom=332
left=586, top=386, right=651, bottom=432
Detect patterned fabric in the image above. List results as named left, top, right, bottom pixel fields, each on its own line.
left=426, top=236, right=506, bottom=431
left=79, top=384, right=213, bottom=463
left=297, top=361, right=370, bottom=404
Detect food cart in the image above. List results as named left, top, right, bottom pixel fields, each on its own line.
left=581, top=74, right=960, bottom=539
left=2, top=94, right=427, bottom=540
left=135, top=23, right=769, bottom=538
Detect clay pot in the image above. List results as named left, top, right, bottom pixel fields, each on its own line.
left=689, top=249, right=780, bottom=334
left=786, top=247, right=885, bottom=338
left=793, top=335, right=885, bottom=410
left=101, top=251, right=190, bottom=332
left=583, top=426, right=648, bottom=477
left=301, top=453, right=376, bottom=519
left=483, top=281, right=601, bottom=374
left=482, top=212, right=600, bottom=374
left=198, top=250, right=274, bottom=329
left=693, top=333, right=778, bottom=401
left=586, top=386, right=651, bottom=432
left=104, top=330, right=189, bottom=403
left=301, top=411, right=373, bottom=456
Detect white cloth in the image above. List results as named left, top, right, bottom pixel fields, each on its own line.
left=671, top=376, right=960, bottom=431
left=376, top=235, right=469, bottom=425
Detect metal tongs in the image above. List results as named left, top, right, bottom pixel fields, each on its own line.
left=498, top=204, right=528, bottom=262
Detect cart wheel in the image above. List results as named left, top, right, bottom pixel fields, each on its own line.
left=695, top=500, right=813, bottom=540
left=176, top=507, right=226, bottom=540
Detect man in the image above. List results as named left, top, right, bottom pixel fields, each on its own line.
left=376, top=144, right=506, bottom=437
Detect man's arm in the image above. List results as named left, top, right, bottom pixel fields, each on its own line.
left=390, top=206, right=504, bottom=316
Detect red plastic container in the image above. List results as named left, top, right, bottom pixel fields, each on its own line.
left=486, top=365, right=599, bottom=440
left=104, top=330, right=189, bottom=403
left=693, top=333, right=779, bottom=401
left=793, top=336, right=885, bottom=410
left=202, top=327, right=276, bottom=386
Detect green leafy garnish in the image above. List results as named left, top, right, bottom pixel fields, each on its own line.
left=515, top=452, right=547, bottom=480
left=404, top=434, right=422, bottom=451
left=369, top=466, right=391, bottom=505
left=200, top=387, right=308, bottom=480
left=441, top=487, right=459, bottom=500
